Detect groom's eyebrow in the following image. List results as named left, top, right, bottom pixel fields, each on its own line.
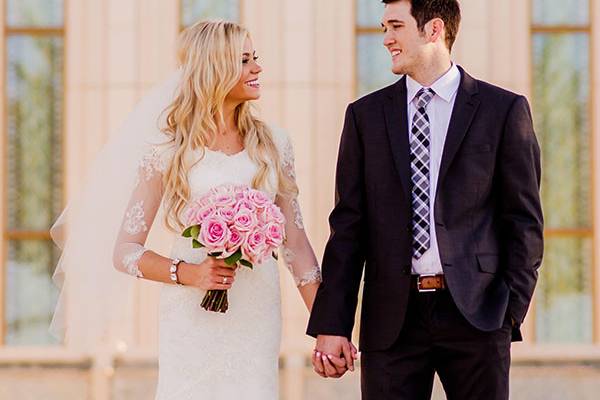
left=383, top=19, right=404, bottom=25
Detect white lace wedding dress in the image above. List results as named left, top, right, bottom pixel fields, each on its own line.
left=112, top=129, right=321, bottom=399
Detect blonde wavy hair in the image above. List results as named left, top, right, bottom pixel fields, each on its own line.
left=161, top=20, right=297, bottom=231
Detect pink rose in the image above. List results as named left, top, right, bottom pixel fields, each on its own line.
left=235, top=190, right=247, bottom=201
left=185, top=198, right=206, bottom=224
left=184, top=207, right=196, bottom=225
left=264, top=203, right=285, bottom=225
left=247, top=189, right=271, bottom=209
left=192, top=193, right=213, bottom=209
left=213, top=193, right=236, bottom=208
left=224, top=227, right=246, bottom=257
left=242, top=230, right=268, bottom=264
left=233, top=209, right=258, bottom=232
left=195, top=196, right=211, bottom=208
left=193, top=205, right=216, bottom=225
left=199, top=216, right=231, bottom=251
left=217, top=205, right=237, bottom=224
left=257, top=208, right=268, bottom=224
left=235, top=199, right=256, bottom=213
left=239, top=186, right=251, bottom=196
left=264, top=222, right=285, bottom=247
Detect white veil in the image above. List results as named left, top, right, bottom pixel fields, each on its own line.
left=49, top=70, right=182, bottom=350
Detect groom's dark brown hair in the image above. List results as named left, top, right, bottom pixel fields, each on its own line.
left=382, top=0, right=461, bottom=51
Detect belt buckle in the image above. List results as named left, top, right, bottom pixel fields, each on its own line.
left=417, top=274, right=437, bottom=293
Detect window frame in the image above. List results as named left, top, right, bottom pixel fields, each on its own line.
left=354, top=1, right=399, bottom=98
left=529, top=0, right=596, bottom=344
left=0, top=0, right=66, bottom=346
left=355, top=20, right=382, bottom=97
left=178, top=0, right=243, bottom=30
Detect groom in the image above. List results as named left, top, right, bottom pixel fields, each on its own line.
left=307, top=0, right=543, bottom=399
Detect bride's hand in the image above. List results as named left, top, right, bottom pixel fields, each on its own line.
left=178, top=257, right=237, bottom=290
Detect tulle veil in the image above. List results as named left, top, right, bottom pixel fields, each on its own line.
left=49, top=70, right=182, bottom=350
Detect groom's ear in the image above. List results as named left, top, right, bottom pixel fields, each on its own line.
left=425, top=18, right=445, bottom=45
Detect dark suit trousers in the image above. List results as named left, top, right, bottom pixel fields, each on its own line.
left=361, top=287, right=512, bottom=400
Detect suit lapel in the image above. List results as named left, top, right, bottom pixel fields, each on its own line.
left=437, top=67, right=480, bottom=189
left=384, top=77, right=412, bottom=199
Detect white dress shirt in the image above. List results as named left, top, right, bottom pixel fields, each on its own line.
left=407, top=63, right=461, bottom=275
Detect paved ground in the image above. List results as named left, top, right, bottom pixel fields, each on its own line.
left=2, top=362, right=600, bottom=399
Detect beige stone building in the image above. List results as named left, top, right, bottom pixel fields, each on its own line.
left=0, top=0, right=599, bottom=399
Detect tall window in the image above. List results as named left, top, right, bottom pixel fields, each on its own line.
left=532, top=0, right=593, bottom=343
left=1, top=0, right=64, bottom=345
left=356, top=0, right=397, bottom=96
left=180, top=0, right=240, bottom=28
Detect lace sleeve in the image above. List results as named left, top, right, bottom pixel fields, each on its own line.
left=112, top=146, right=166, bottom=278
left=275, top=134, right=322, bottom=287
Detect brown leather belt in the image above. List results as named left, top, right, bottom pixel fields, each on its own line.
left=411, top=274, right=447, bottom=292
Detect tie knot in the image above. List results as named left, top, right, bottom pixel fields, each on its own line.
left=415, top=88, right=435, bottom=109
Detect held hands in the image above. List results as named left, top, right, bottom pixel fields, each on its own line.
left=312, top=335, right=359, bottom=378
left=178, top=257, right=237, bottom=290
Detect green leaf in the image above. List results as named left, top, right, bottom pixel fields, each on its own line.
left=182, top=226, right=193, bottom=237
left=224, top=250, right=243, bottom=266
left=208, top=252, right=223, bottom=257
left=192, top=239, right=204, bottom=248
left=272, top=251, right=279, bottom=261
left=239, top=259, right=253, bottom=269
left=190, top=225, right=200, bottom=239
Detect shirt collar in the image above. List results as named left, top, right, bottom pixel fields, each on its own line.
left=406, top=63, right=461, bottom=104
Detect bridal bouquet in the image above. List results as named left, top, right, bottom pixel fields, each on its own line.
left=182, top=183, right=286, bottom=313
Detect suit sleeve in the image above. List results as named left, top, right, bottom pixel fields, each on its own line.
left=497, top=95, right=544, bottom=325
left=306, top=103, right=366, bottom=339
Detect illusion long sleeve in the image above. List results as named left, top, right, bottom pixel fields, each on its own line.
left=275, top=135, right=322, bottom=287
left=113, top=146, right=166, bottom=278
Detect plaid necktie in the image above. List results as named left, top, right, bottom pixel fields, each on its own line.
left=410, top=88, right=435, bottom=259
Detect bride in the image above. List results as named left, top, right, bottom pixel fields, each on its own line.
left=51, top=20, right=354, bottom=399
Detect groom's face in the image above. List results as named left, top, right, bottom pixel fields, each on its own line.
left=382, top=0, right=429, bottom=76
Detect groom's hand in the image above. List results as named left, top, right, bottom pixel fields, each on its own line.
left=313, top=335, right=357, bottom=378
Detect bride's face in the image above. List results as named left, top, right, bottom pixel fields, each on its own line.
left=226, top=37, right=262, bottom=103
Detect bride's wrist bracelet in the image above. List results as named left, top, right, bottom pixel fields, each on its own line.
left=169, top=258, right=183, bottom=285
